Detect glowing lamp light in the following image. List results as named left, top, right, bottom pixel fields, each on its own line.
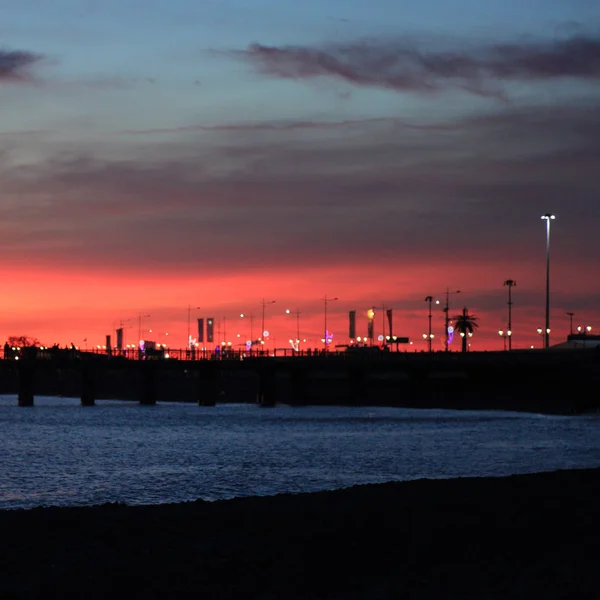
left=377, top=335, right=384, bottom=342
left=367, top=308, right=375, bottom=320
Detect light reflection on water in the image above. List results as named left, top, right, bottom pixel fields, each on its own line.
left=1, top=395, right=599, bottom=509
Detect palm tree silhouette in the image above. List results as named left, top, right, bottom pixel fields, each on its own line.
left=452, top=307, right=479, bottom=352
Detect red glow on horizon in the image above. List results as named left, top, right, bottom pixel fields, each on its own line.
left=0, top=258, right=596, bottom=353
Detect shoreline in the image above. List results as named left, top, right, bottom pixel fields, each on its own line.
left=2, top=468, right=600, bottom=598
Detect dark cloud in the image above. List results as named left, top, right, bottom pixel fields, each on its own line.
left=0, top=48, right=43, bottom=82
left=233, top=34, right=600, bottom=97
left=1, top=102, right=598, bottom=278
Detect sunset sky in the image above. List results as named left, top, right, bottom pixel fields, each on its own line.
left=1, top=0, right=599, bottom=351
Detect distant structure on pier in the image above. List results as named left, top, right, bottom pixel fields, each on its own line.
left=552, top=333, right=600, bottom=349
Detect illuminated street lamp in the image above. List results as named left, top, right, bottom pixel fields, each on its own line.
left=366, top=307, right=376, bottom=347
left=536, top=327, right=547, bottom=348
left=187, top=305, right=201, bottom=348
left=443, top=289, right=460, bottom=352
left=323, top=295, right=339, bottom=349
left=422, top=332, right=435, bottom=348
left=260, top=299, right=276, bottom=344
left=503, top=280, right=516, bottom=350
left=577, top=325, right=593, bottom=336
left=541, top=213, right=555, bottom=348
left=498, top=329, right=507, bottom=351
left=286, top=308, right=301, bottom=351
left=424, top=296, right=440, bottom=352
left=240, top=313, right=254, bottom=345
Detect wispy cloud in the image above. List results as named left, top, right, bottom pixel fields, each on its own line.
left=0, top=48, right=44, bottom=83
left=0, top=129, right=55, bottom=137
left=119, top=117, right=451, bottom=135
left=232, top=34, right=600, bottom=98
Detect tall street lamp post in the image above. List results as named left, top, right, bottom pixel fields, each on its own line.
left=240, top=313, right=254, bottom=345
left=503, top=280, right=516, bottom=351
left=260, top=299, right=276, bottom=345
left=187, top=305, right=201, bottom=348
left=323, top=295, right=338, bottom=350
left=285, top=308, right=301, bottom=350
left=566, top=312, right=575, bottom=335
left=443, top=289, right=460, bottom=352
left=541, top=213, right=555, bottom=349
left=424, top=296, right=439, bottom=352
left=137, top=312, right=151, bottom=345
left=536, top=327, right=544, bottom=348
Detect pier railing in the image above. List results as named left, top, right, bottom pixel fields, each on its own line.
left=3, top=346, right=401, bottom=362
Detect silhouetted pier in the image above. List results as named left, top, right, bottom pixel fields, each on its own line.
left=1, top=346, right=599, bottom=414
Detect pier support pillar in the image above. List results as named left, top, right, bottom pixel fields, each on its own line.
left=290, top=366, right=308, bottom=405
left=348, top=366, right=365, bottom=405
left=80, top=364, right=96, bottom=406
left=139, top=362, right=157, bottom=405
left=257, top=365, right=276, bottom=407
left=197, top=363, right=218, bottom=406
left=17, top=360, right=35, bottom=407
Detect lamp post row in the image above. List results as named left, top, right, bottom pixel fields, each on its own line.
left=130, top=215, right=559, bottom=352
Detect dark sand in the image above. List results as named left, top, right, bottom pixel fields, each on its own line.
left=2, top=468, right=600, bottom=599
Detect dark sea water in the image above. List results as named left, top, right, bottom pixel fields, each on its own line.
left=1, top=395, right=599, bottom=510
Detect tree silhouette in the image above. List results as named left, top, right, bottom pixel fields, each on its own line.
left=452, top=307, right=479, bottom=353
left=8, top=335, right=39, bottom=348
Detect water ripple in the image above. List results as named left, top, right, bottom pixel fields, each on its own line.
left=1, top=397, right=600, bottom=509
